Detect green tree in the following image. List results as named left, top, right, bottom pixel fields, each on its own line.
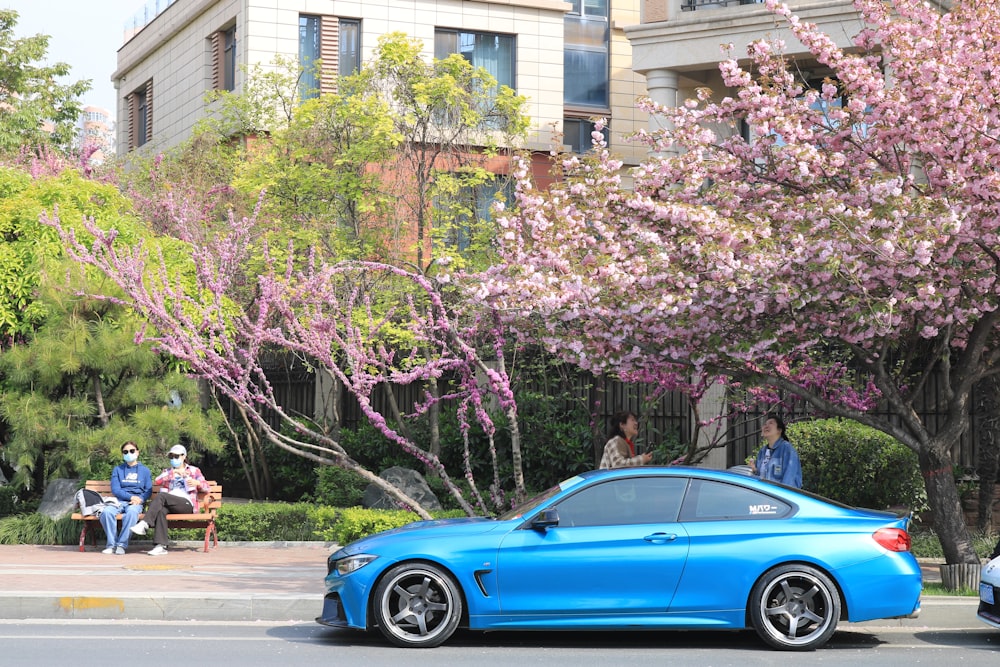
left=0, top=10, right=90, bottom=154
left=223, top=33, right=530, bottom=273
left=0, top=164, right=225, bottom=491
left=0, top=268, right=224, bottom=491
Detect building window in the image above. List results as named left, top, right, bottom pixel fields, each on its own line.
left=339, top=19, right=361, bottom=76
left=300, top=15, right=322, bottom=99
left=434, top=29, right=515, bottom=91
left=440, top=177, right=512, bottom=251
left=223, top=25, right=237, bottom=91
left=211, top=25, right=237, bottom=92
left=564, top=118, right=609, bottom=153
left=127, top=80, right=153, bottom=150
left=300, top=15, right=355, bottom=97
left=564, top=1, right=609, bottom=108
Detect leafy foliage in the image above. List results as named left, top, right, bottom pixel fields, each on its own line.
left=0, top=166, right=133, bottom=341
left=0, top=512, right=76, bottom=545
left=313, top=465, right=370, bottom=508
left=789, top=419, right=926, bottom=513
left=0, top=10, right=90, bottom=154
left=214, top=502, right=315, bottom=541
left=311, top=506, right=466, bottom=545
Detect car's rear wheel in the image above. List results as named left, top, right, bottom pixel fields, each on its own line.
left=749, top=564, right=841, bottom=651
left=372, top=562, right=462, bottom=648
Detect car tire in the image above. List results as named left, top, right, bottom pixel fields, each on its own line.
left=372, top=562, right=463, bottom=648
left=749, top=563, right=841, bottom=651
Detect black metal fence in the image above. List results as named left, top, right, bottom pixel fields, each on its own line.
left=240, top=352, right=980, bottom=471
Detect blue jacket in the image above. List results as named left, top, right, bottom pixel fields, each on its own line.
left=110, top=462, right=153, bottom=504
left=755, top=437, right=802, bottom=488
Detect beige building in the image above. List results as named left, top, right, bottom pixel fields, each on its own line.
left=113, top=0, right=649, bottom=164
left=626, top=0, right=951, bottom=138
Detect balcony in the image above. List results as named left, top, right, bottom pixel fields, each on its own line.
left=681, top=0, right=763, bottom=10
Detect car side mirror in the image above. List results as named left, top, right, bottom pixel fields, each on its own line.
left=531, top=508, right=560, bottom=530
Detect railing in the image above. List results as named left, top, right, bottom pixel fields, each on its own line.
left=123, top=0, right=179, bottom=43
left=681, top=0, right=764, bottom=10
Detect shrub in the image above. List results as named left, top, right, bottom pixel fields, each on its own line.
left=314, top=466, right=369, bottom=507
left=214, top=502, right=315, bottom=541
left=790, top=418, right=927, bottom=513
left=309, top=506, right=468, bottom=545
left=909, top=527, right=999, bottom=559
left=313, top=506, right=419, bottom=544
left=0, top=487, right=22, bottom=518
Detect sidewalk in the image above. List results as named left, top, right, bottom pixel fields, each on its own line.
left=0, top=543, right=972, bottom=626
left=0, top=541, right=333, bottom=621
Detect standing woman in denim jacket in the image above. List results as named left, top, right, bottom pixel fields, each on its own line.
left=750, top=413, right=802, bottom=488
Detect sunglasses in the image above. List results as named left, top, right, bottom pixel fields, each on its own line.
left=168, top=454, right=183, bottom=459
left=122, top=449, right=137, bottom=454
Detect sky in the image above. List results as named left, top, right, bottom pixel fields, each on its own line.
left=4, top=0, right=151, bottom=122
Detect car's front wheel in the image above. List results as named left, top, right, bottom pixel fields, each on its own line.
left=749, top=564, right=841, bottom=651
left=372, top=562, right=463, bottom=648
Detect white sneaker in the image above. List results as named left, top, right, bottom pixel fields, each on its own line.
left=148, top=544, right=168, bottom=556
left=102, top=547, right=115, bottom=554
left=115, top=546, right=126, bottom=555
left=130, top=520, right=148, bottom=536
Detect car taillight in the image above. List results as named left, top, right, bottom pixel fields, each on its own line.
left=873, top=528, right=911, bottom=552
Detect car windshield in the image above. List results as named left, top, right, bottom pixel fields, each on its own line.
left=496, top=475, right=586, bottom=521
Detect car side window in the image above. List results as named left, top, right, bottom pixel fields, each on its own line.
left=553, top=477, right=688, bottom=527
left=678, top=478, right=792, bottom=521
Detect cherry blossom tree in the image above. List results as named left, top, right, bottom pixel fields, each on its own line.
left=481, top=0, right=998, bottom=564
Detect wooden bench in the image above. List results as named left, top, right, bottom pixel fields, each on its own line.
left=71, top=479, right=222, bottom=553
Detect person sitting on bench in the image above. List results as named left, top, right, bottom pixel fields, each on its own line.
left=131, top=444, right=209, bottom=556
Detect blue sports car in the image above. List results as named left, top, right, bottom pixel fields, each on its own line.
left=317, top=467, right=921, bottom=650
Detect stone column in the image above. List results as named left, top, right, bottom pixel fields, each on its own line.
left=643, top=67, right=680, bottom=144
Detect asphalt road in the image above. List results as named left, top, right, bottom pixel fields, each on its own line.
left=0, top=619, right=996, bottom=667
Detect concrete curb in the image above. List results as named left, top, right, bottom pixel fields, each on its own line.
left=0, top=592, right=320, bottom=622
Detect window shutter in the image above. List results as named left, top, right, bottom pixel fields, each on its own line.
left=319, top=16, right=338, bottom=94
left=211, top=31, right=222, bottom=90
left=144, top=80, right=154, bottom=143
left=127, top=93, right=138, bottom=150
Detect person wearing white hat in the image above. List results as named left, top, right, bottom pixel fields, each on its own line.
left=130, top=444, right=210, bottom=556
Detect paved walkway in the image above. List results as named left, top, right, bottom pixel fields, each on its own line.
left=0, top=541, right=333, bottom=621
left=0, top=542, right=970, bottom=626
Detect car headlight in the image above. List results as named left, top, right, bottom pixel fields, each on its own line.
left=333, top=553, right=377, bottom=576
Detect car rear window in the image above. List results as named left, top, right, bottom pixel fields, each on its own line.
left=678, top=478, right=793, bottom=521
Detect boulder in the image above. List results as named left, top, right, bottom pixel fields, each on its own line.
left=363, top=466, right=442, bottom=511
left=37, top=478, right=81, bottom=519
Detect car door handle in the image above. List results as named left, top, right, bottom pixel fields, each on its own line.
left=643, top=532, right=678, bottom=543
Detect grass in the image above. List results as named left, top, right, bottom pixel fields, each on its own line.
left=911, top=527, right=996, bottom=597
left=923, top=582, right=981, bottom=597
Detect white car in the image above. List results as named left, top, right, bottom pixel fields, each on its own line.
left=980, top=556, right=1000, bottom=629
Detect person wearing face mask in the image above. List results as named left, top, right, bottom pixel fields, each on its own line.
left=130, top=444, right=209, bottom=556
left=100, top=441, right=153, bottom=555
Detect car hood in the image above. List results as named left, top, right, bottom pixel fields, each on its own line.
left=334, top=516, right=503, bottom=556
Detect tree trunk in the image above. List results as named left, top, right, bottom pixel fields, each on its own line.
left=920, top=446, right=979, bottom=565
left=494, top=352, right=525, bottom=503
